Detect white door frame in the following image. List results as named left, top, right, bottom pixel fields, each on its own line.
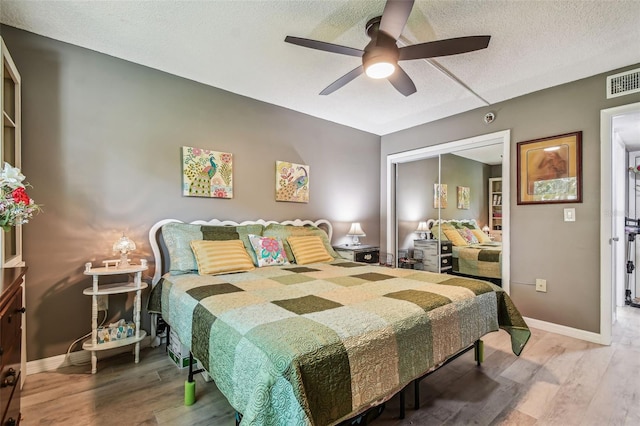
left=600, top=101, right=640, bottom=346
left=385, top=129, right=511, bottom=294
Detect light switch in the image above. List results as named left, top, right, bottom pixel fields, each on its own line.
left=564, top=208, right=576, bottom=222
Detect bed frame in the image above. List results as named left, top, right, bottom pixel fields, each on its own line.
left=425, top=218, right=480, bottom=231
left=147, top=217, right=484, bottom=423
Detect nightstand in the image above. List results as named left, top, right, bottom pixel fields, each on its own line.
left=413, top=240, right=452, bottom=274
left=83, top=262, right=148, bottom=374
left=333, top=244, right=380, bottom=264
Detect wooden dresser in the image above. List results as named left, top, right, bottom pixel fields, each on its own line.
left=0, top=268, right=26, bottom=426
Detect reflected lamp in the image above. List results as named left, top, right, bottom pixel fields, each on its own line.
left=415, top=221, right=429, bottom=239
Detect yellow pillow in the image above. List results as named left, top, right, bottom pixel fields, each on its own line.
left=471, top=229, right=492, bottom=243
left=287, top=236, right=334, bottom=265
left=443, top=229, right=469, bottom=247
left=190, top=240, right=255, bottom=275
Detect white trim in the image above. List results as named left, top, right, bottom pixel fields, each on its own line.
left=523, top=317, right=607, bottom=345
left=27, top=336, right=153, bottom=375
left=385, top=130, right=511, bottom=294
left=600, top=102, right=640, bottom=346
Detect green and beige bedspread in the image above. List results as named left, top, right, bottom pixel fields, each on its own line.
left=452, top=243, right=502, bottom=279
left=155, top=259, right=529, bottom=426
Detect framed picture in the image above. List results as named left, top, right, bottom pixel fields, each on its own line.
left=276, top=161, right=309, bottom=203
left=434, top=183, right=447, bottom=208
left=182, top=147, right=233, bottom=198
left=457, top=186, right=470, bottom=209
left=517, top=131, right=582, bottom=205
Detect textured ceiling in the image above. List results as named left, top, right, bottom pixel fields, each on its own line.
left=1, top=0, right=640, bottom=136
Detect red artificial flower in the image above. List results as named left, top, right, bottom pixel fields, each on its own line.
left=11, top=187, right=30, bottom=204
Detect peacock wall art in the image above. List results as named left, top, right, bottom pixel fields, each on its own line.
left=182, top=146, right=233, bottom=198
left=276, top=161, right=310, bottom=203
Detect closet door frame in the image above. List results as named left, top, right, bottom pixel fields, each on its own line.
left=385, top=130, right=511, bottom=293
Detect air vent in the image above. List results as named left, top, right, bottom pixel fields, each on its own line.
left=607, top=68, right=640, bottom=99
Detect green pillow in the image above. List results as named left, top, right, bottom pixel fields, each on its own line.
left=263, top=224, right=338, bottom=263
left=162, top=222, right=264, bottom=274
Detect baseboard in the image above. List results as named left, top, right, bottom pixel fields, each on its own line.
left=26, top=336, right=153, bottom=375
left=523, top=316, right=607, bottom=345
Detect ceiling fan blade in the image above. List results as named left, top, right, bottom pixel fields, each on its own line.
left=320, top=66, right=364, bottom=95
left=399, top=35, right=491, bottom=60
left=379, top=0, right=415, bottom=40
left=388, top=65, right=416, bottom=96
left=285, top=36, right=363, bottom=57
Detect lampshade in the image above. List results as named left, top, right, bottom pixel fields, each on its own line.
left=347, top=222, right=366, bottom=245
left=415, top=221, right=429, bottom=239
left=482, top=225, right=490, bottom=234
left=113, top=234, right=136, bottom=268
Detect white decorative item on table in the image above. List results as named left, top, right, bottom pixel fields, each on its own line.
left=112, top=233, right=136, bottom=269
left=82, top=261, right=148, bottom=374
left=346, top=222, right=366, bottom=245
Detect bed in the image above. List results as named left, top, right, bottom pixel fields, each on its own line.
left=148, top=218, right=529, bottom=426
left=427, top=219, right=502, bottom=281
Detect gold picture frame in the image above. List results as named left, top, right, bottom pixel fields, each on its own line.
left=517, top=131, right=582, bottom=205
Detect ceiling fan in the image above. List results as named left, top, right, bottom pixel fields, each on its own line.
left=285, top=0, right=490, bottom=96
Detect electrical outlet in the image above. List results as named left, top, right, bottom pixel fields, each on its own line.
left=535, top=279, right=547, bottom=293
left=97, top=295, right=109, bottom=311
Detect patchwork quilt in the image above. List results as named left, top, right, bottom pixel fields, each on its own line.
left=452, top=243, right=502, bottom=279
left=154, top=259, right=529, bottom=426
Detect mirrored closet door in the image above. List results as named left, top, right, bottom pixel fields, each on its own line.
left=392, top=138, right=506, bottom=287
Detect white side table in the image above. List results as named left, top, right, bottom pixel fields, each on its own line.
left=82, top=262, right=148, bottom=374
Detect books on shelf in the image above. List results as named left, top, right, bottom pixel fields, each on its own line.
left=492, top=194, right=502, bottom=206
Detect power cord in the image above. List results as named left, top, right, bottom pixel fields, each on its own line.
left=64, top=309, right=108, bottom=366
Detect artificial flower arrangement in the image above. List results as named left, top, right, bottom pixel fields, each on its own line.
left=0, top=162, right=40, bottom=231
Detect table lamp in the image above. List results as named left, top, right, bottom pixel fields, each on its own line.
left=347, top=222, right=366, bottom=245
left=113, top=233, right=136, bottom=268
left=482, top=225, right=491, bottom=235
left=415, top=221, right=429, bottom=239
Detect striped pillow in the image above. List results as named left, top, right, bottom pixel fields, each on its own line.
left=443, top=229, right=469, bottom=247
left=190, top=240, right=255, bottom=275
left=287, top=236, right=334, bottom=265
left=471, top=229, right=492, bottom=243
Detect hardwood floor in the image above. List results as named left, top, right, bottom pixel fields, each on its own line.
left=22, top=307, right=640, bottom=425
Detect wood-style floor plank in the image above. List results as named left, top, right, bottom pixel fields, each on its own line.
left=21, top=307, right=640, bottom=425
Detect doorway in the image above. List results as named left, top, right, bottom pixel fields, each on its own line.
left=600, top=101, right=640, bottom=346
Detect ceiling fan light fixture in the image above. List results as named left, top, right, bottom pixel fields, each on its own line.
left=365, top=61, right=396, bottom=79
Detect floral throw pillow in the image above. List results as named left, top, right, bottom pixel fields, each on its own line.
left=248, top=234, right=289, bottom=267
left=457, top=228, right=479, bottom=245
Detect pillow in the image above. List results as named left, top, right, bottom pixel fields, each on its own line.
left=162, top=222, right=264, bottom=274
left=190, top=240, right=255, bottom=275
left=457, top=228, right=479, bottom=244
left=460, top=221, right=479, bottom=230
left=287, top=236, right=334, bottom=265
left=430, top=222, right=455, bottom=240
left=471, top=229, right=492, bottom=243
left=248, top=235, right=289, bottom=267
left=263, top=224, right=338, bottom=263
left=443, top=229, right=469, bottom=247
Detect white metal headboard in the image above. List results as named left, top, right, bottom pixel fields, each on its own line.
left=148, top=218, right=333, bottom=285
left=426, top=218, right=479, bottom=229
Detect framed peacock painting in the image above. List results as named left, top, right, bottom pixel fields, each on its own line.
left=182, top=146, right=233, bottom=198
left=276, top=161, right=309, bottom=203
